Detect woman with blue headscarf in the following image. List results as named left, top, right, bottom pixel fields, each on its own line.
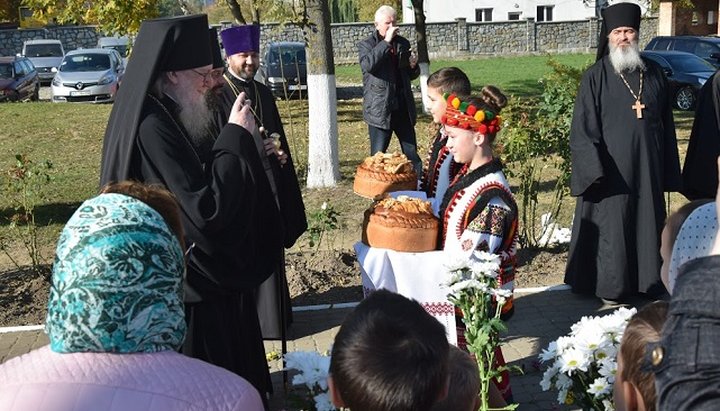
left=0, top=182, right=263, bottom=411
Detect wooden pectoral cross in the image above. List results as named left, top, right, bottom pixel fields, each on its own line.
left=632, top=99, right=645, bottom=119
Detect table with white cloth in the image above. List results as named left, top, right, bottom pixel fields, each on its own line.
left=354, top=241, right=458, bottom=345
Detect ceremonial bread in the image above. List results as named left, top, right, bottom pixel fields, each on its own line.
left=362, top=195, right=439, bottom=252
left=353, top=152, right=417, bottom=199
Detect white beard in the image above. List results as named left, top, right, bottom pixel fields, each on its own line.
left=608, top=41, right=645, bottom=74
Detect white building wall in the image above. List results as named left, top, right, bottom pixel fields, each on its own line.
left=402, top=0, right=649, bottom=24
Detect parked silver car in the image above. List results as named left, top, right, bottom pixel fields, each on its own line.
left=51, top=48, right=124, bottom=103
left=22, top=39, right=64, bottom=84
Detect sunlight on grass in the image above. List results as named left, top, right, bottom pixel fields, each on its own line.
left=0, top=52, right=697, bottom=264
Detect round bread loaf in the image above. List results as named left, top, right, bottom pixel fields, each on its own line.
left=362, top=196, right=439, bottom=252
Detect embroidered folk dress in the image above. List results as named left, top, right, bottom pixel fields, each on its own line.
left=439, top=158, right=519, bottom=402
left=420, top=126, right=462, bottom=201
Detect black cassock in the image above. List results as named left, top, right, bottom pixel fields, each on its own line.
left=101, top=95, right=283, bottom=398
left=564, top=56, right=681, bottom=300
left=681, top=71, right=720, bottom=200
left=217, top=74, right=308, bottom=340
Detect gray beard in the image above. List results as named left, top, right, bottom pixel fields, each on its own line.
left=175, top=89, right=215, bottom=150
left=609, top=42, right=645, bottom=74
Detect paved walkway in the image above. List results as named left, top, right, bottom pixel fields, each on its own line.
left=0, top=288, right=647, bottom=411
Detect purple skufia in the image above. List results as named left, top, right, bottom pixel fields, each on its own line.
left=221, top=25, right=261, bottom=56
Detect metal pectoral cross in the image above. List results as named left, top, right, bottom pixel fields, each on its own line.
left=632, top=99, right=645, bottom=119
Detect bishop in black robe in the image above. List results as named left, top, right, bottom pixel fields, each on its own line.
left=216, top=27, right=307, bottom=341
left=564, top=55, right=682, bottom=300
left=99, top=15, right=283, bottom=403
left=680, top=71, right=720, bottom=200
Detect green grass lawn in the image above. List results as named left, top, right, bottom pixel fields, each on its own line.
left=336, top=53, right=595, bottom=96
left=0, top=53, right=694, bottom=269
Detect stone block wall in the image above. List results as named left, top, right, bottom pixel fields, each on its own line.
left=0, top=17, right=658, bottom=63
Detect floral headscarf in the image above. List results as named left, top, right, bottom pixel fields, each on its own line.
left=668, top=202, right=718, bottom=294
left=45, top=193, right=186, bottom=353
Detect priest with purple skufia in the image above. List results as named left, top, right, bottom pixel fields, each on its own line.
left=216, top=26, right=307, bottom=343
left=564, top=2, right=681, bottom=303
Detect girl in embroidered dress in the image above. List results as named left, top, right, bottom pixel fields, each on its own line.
left=438, top=86, right=518, bottom=403
left=420, top=67, right=471, bottom=203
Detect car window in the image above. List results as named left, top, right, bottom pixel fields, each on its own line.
left=13, top=62, right=25, bottom=76
left=643, top=54, right=670, bottom=69
left=21, top=60, right=35, bottom=74
left=103, top=45, right=128, bottom=57
left=665, top=54, right=715, bottom=71
left=673, top=39, right=694, bottom=52
left=60, top=53, right=112, bottom=72
left=24, top=44, right=63, bottom=57
left=0, top=63, right=13, bottom=78
left=693, top=41, right=720, bottom=59
left=278, top=47, right=306, bottom=65
left=652, top=38, right=672, bottom=50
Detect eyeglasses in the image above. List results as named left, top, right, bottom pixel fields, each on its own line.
left=189, top=68, right=223, bottom=84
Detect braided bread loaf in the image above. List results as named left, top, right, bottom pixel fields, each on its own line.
left=353, top=152, right=417, bottom=199
left=362, top=195, right=439, bottom=252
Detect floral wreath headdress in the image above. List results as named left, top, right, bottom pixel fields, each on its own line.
left=441, top=93, right=502, bottom=135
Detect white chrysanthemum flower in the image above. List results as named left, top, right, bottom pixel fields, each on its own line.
left=555, top=335, right=574, bottom=356
left=449, top=279, right=486, bottom=293
left=445, top=253, right=471, bottom=272
left=557, top=388, right=569, bottom=405
left=539, top=341, right=558, bottom=363
left=555, top=372, right=573, bottom=390
left=573, top=324, right=611, bottom=354
left=603, top=399, right=616, bottom=411
left=314, top=392, right=336, bottom=411
left=588, top=377, right=611, bottom=398
left=598, top=357, right=618, bottom=384
left=540, top=364, right=559, bottom=391
left=470, top=250, right=501, bottom=266
left=558, top=347, right=590, bottom=375
left=285, top=351, right=331, bottom=390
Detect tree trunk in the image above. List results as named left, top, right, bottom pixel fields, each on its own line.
left=411, top=0, right=431, bottom=113
left=305, top=0, right=340, bottom=187
left=224, top=0, right=247, bottom=24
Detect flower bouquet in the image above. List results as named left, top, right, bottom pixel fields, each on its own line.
left=538, top=306, right=637, bottom=410
left=284, top=350, right=336, bottom=411
left=444, top=250, right=519, bottom=411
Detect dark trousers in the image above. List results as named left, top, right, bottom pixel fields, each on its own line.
left=368, top=103, right=422, bottom=176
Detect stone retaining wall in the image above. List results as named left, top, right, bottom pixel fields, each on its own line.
left=0, top=17, right=658, bottom=63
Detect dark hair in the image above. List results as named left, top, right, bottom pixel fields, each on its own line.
left=620, top=301, right=669, bottom=411
left=428, top=67, right=471, bottom=96
left=431, top=346, right=480, bottom=411
left=100, top=181, right=185, bottom=249
left=330, top=289, right=450, bottom=411
left=462, top=85, right=508, bottom=143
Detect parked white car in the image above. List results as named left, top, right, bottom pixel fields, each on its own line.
left=51, top=48, right=124, bottom=103
left=22, top=39, right=64, bottom=84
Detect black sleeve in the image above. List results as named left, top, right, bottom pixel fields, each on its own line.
left=569, top=67, right=605, bottom=196
left=359, top=37, right=391, bottom=75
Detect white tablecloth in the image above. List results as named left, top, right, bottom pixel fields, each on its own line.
left=354, top=242, right=457, bottom=345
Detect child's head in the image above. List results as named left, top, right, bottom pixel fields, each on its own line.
left=427, top=67, right=471, bottom=124
left=614, top=301, right=669, bottom=411
left=328, top=289, right=450, bottom=411
left=431, top=346, right=480, bottom=411
left=443, top=86, right=507, bottom=166
left=660, top=199, right=713, bottom=292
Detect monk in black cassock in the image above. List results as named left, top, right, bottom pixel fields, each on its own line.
left=98, top=15, right=283, bottom=406
left=217, top=26, right=307, bottom=341
left=680, top=71, right=720, bottom=200
left=564, top=3, right=681, bottom=302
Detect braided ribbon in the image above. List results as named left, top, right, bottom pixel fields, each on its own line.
left=441, top=93, right=502, bottom=134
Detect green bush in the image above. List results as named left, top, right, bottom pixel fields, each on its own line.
left=501, top=58, right=587, bottom=248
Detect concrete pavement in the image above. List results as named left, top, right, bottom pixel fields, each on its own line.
left=0, top=288, right=646, bottom=411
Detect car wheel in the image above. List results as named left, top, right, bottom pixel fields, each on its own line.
left=675, top=86, right=695, bottom=111
left=31, top=85, right=39, bottom=101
